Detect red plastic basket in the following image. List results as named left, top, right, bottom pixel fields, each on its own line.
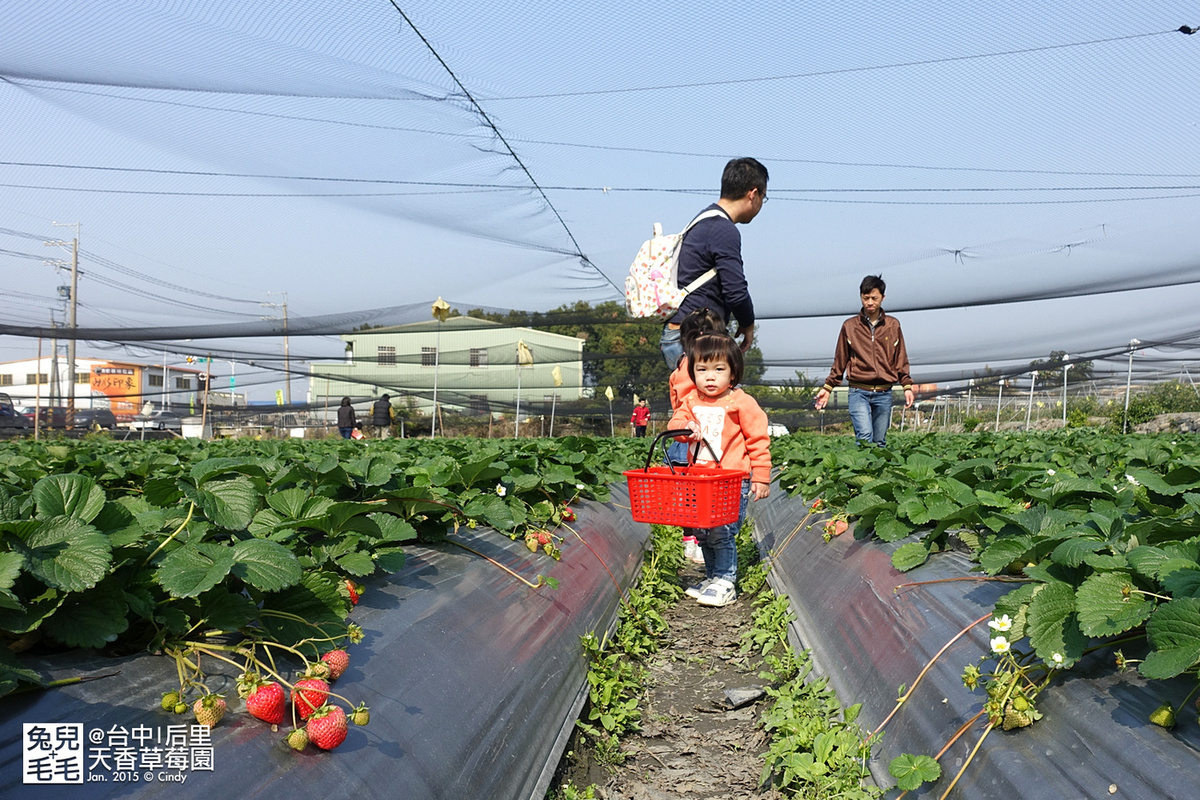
left=623, top=430, right=744, bottom=527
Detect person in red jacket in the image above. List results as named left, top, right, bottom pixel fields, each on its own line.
left=814, top=275, right=914, bottom=447
left=630, top=399, right=650, bottom=437
left=669, top=334, right=771, bottom=608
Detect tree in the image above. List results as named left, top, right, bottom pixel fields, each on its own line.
left=1030, top=350, right=1093, bottom=389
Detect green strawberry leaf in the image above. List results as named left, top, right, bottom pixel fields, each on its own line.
left=366, top=513, right=417, bottom=542
left=187, top=476, right=259, bottom=530
left=1050, top=537, right=1106, bottom=568
left=198, top=588, right=259, bottom=630
left=873, top=510, right=913, bottom=543
left=1075, top=571, right=1154, bottom=637
left=335, top=550, right=376, bottom=577
left=979, top=535, right=1033, bottom=576
left=1161, top=566, right=1200, bottom=598
left=1027, top=581, right=1086, bottom=664
left=889, top=753, right=942, bottom=792
left=40, top=580, right=128, bottom=649
left=231, top=538, right=301, bottom=592
left=891, top=542, right=931, bottom=572
left=155, top=542, right=236, bottom=598
left=32, top=475, right=105, bottom=523
left=0, top=551, right=23, bottom=592
left=22, top=517, right=112, bottom=592
left=1141, top=597, right=1200, bottom=679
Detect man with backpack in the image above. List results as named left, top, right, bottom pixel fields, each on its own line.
left=371, top=393, right=394, bottom=439
left=659, top=157, right=769, bottom=369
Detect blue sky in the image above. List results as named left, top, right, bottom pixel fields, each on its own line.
left=2, top=1, right=1198, bottom=398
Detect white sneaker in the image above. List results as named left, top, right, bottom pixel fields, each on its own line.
left=685, top=578, right=712, bottom=599
left=696, top=578, right=737, bottom=607
left=682, top=536, right=698, bottom=561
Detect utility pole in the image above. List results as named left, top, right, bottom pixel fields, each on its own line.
left=263, top=292, right=291, bottom=405
left=49, top=222, right=80, bottom=428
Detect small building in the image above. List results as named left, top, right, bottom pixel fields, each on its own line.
left=308, top=317, right=585, bottom=416
left=0, top=356, right=207, bottom=421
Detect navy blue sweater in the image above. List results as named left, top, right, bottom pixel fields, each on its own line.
left=669, top=204, right=755, bottom=329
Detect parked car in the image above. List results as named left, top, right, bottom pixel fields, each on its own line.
left=129, top=410, right=183, bottom=431
left=17, top=406, right=116, bottom=429
left=73, top=408, right=119, bottom=430
left=0, top=394, right=30, bottom=429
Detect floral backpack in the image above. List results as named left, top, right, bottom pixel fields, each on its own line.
left=623, top=209, right=725, bottom=319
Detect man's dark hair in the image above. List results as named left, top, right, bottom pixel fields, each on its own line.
left=687, top=334, right=745, bottom=386
left=380, top=394, right=390, bottom=401
left=720, top=157, right=769, bottom=200
left=859, top=274, right=886, bottom=295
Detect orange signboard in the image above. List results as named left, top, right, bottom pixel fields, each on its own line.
left=90, top=365, right=142, bottom=421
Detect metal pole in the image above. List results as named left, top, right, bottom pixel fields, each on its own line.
left=549, top=392, right=556, bottom=437
left=995, top=380, right=1003, bottom=432
left=1123, top=339, right=1139, bottom=434
left=1026, top=371, right=1037, bottom=430
left=162, top=350, right=168, bottom=411
left=431, top=321, right=440, bottom=438
left=514, top=357, right=521, bottom=438
left=66, top=235, right=78, bottom=429
left=282, top=295, right=291, bottom=406
left=34, top=336, right=42, bottom=441
left=1062, top=358, right=1070, bottom=426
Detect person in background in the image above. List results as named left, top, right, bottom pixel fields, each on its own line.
left=669, top=334, right=771, bottom=608
left=813, top=274, right=914, bottom=447
left=660, top=157, right=769, bottom=368
left=630, top=398, right=650, bottom=437
left=337, top=397, right=357, bottom=439
left=371, top=393, right=394, bottom=439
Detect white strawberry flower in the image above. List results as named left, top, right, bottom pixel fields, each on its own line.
left=576, top=483, right=585, bottom=491
left=1046, top=469, right=1056, bottom=476
left=1050, top=652, right=1065, bottom=667
left=495, top=484, right=506, bottom=497
left=987, top=614, right=1013, bottom=632
left=990, top=636, right=1010, bottom=654
left=1125, top=474, right=1139, bottom=486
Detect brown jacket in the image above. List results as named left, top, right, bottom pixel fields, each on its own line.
left=822, top=309, right=913, bottom=391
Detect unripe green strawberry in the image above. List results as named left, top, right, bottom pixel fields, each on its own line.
left=320, top=649, right=350, bottom=681
left=306, top=704, right=348, bottom=750
left=306, top=661, right=332, bottom=681
left=524, top=534, right=539, bottom=553
left=349, top=704, right=370, bottom=726
left=1149, top=703, right=1176, bottom=729
left=161, top=691, right=181, bottom=711
left=286, top=728, right=309, bottom=751
left=193, top=694, right=227, bottom=728
left=173, top=702, right=189, bottom=715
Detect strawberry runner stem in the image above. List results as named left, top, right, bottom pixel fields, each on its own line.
left=448, top=540, right=546, bottom=589
left=141, top=502, right=196, bottom=566
left=870, top=613, right=991, bottom=738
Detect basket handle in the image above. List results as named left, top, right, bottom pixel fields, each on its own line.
left=644, top=428, right=721, bottom=473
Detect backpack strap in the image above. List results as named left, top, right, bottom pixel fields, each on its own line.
left=676, top=208, right=727, bottom=294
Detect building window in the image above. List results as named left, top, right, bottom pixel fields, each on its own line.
left=421, top=347, right=437, bottom=367
left=26, top=373, right=48, bottom=385
left=149, top=375, right=164, bottom=387
left=75, top=372, right=89, bottom=384
left=469, top=395, right=489, bottom=415
left=469, top=348, right=488, bottom=368
left=175, top=378, right=191, bottom=390
left=378, top=345, right=396, bottom=366
left=0, top=375, right=11, bottom=386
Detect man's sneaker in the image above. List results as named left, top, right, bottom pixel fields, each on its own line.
left=696, top=578, right=737, bottom=607
left=684, top=578, right=712, bottom=599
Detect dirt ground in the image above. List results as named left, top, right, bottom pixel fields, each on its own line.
left=556, top=562, right=785, bottom=800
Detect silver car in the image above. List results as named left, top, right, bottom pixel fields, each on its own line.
left=129, top=410, right=184, bottom=431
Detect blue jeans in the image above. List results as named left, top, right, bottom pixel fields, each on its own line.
left=660, top=326, right=684, bottom=368
left=684, top=479, right=750, bottom=584
left=338, top=427, right=354, bottom=439
left=848, top=387, right=893, bottom=446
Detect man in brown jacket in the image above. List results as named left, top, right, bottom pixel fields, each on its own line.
left=813, top=275, right=914, bottom=446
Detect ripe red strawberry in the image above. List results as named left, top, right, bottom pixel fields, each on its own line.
left=344, top=579, right=361, bottom=605
left=245, top=681, right=286, bottom=724
left=810, top=498, right=824, bottom=512
left=192, top=694, right=227, bottom=728
left=320, top=650, right=350, bottom=681
left=561, top=506, right=576, bottom=522
left=292, top=678, right=331, bottom=720
left=536, top=531, right=552, bottom=546
left=306, top=704, right=348, bottom=750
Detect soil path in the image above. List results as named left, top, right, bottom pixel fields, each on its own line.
left=561, top=563, right=784, bottom=800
